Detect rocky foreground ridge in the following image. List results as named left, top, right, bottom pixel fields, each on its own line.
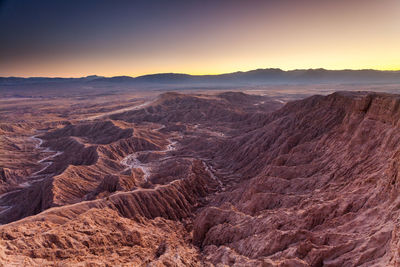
left=1, top=91, right=400, bottom=266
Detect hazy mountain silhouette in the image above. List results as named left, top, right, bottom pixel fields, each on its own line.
left=92, top=68, right=400, bottom=84
left=2, top=69, right=400, bottom=87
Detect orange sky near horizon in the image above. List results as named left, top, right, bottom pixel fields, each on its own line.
left=1, top=0, right=399, bottom=77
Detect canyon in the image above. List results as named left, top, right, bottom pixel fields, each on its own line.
left=1, top=89, right=400, bottom=266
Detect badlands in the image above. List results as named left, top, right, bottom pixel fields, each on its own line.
left=1, top=90, right=400, bottom=266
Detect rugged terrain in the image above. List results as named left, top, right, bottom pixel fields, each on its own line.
left=1, top=90, right=400, bottom=266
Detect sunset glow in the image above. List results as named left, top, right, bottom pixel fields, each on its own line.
left=1, top=0, right=399, bottom=77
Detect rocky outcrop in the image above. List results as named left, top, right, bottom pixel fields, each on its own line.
left=110, top=91, right=281, bottom=125
left=0, top=208, right=202, bottom=266
left=41, top=121, right=133, bottom=144
left=193, top=92, right=400, bottom=266
left=0, top=160, right=217, bottom=265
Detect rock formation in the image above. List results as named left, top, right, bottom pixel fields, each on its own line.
left=1, top=91, right=399, bottom=266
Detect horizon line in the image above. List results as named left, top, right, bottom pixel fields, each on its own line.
left=2, top=67, right=400, bottom=79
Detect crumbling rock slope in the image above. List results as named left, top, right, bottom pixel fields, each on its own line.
left=1, top=91, right=400, bottom=266
left=195, top=92, right=400, bottom=266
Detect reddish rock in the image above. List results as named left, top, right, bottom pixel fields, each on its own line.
left=1, top=91, right=400, bottom=266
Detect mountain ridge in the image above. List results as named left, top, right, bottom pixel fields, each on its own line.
left=2, top=68, right=400, bottom=85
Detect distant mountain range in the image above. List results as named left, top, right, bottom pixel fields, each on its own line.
left=2, top=69, right=400, bottom=86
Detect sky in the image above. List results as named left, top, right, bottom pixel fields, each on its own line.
left=0, top=0, right=399, bottom=77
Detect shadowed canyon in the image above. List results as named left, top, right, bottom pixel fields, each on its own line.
left=1, top=89, right=400, bottom=266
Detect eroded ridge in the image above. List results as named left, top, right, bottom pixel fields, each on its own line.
left=1, top=91, right=400, bottom=266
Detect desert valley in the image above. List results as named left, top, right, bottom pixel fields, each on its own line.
left=1, top=84, right=400, bottom=266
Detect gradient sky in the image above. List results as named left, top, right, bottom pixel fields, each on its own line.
left=1, top=0, right=399, bottom=77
